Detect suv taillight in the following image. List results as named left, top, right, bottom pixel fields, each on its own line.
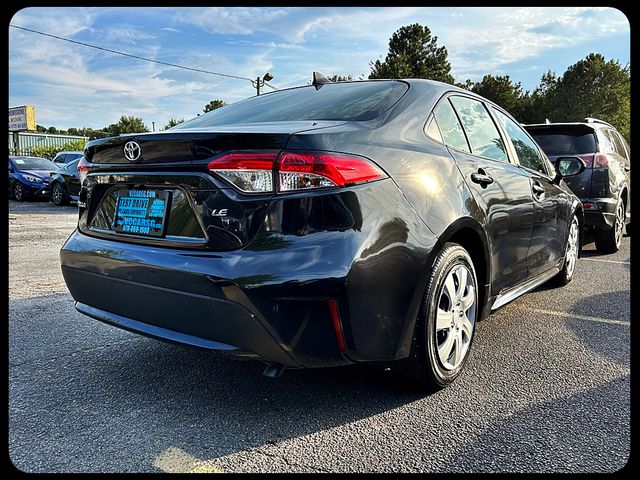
left=593, top=153, right=609, bottom=168
left=77, top=157, right=92, bottom=185
left=208, top=150, right=386, bottom=193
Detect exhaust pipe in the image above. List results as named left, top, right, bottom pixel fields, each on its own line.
left=262, top=363, right=285, bottom=378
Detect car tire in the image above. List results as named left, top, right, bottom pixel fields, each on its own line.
left=13, top=182, right=25, bottom=201
left=52, top=182, right=68, bottom=206
left=551, top=213, right=580, bottom=287
left=595, top=199, right=624, bottom=254
left=398, top=242, right=478, bottom=391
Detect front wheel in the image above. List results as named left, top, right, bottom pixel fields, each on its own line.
left=398, top=243, right=478, bottom=391
left=51, top=182, right=68, bottom=206
left=13, top=182, right=25, bottom=201
left=551, top=213, right=579, bottom=286
left=595, top=199, right=624, bottom=254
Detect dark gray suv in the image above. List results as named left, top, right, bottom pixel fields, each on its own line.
left=525, top=118, right=630, bottom=253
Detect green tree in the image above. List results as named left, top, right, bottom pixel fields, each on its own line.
left=164, top=118, right=185, bottom=130
left=35, top=124, right=47, bottom=133
left=47, top=126, right=59, bottom=134
left=547, top=54, right=629, bottom=142
left=203, top=99, right=226, bottom=113
left=30, top=139, right=87, bottom=159
left=327, top=74, right=353, bottom=82
left=105, top=115, right=149, bottom=135
left=455, top=79, right=474, bottom=90
left=471, top=74, right=524, bottom=118
left=369, top=23, right=454, bottom=83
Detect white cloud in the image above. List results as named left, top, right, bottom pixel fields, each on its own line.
left=102, top=24, right=158, bottom=44
left=11, top=7, right=96, bottom=36
left=175, top=7, right=290, bottom=36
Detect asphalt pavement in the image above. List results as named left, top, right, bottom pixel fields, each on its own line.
left=8, top=199, right=630, bottom=473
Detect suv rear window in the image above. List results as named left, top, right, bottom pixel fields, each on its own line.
left=527, top=129, right=597, bottom=155
left=173, top=81, right=409, bottom=129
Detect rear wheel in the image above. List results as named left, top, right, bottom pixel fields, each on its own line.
left=551, top=213, right=579, bottom=286
left=399, top=243, right=478, bottom=391
left=595, top=199, right=624, bottom=253
left=13, top=182, right=25, bottom=201
left=52, top=182, right=68, bottom=206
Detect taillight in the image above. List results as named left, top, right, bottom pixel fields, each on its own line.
left=207, top=150, right=386, bottom=194
left=594, top=153, right=609, bottom=168
left=208, top=151, right=278, bottom=193
left=278, top=151, right=385, bottom=191
left=77, top=157, right=91, bottom=185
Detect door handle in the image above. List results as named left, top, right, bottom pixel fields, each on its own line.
left=471, top=170, right=494, bottom=187
left=532, top=181, right=545, bottom=200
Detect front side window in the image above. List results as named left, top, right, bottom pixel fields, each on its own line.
left=494, top=109, right=548, bottom=175
left=449, top=96, right=508, bottom=162
left=432, top=100, right=469, bottom=153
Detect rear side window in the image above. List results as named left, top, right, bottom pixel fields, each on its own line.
left=596, top=130, right=617, bottom=155
left=449, top=96, right=508, bottom=162
left=432, top=100, right=469, bottom=152
left=424, top=116, right=443, bottom=143
left=494, top=109, right=547, bottom=174
left=173, top=81, right=409, bottom=128
left=608, top=130, right=628, bottom=160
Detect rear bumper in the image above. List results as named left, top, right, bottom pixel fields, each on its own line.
left=581, top=197, right=621, bottom=230
left=60, top=180, right=438, bottom=368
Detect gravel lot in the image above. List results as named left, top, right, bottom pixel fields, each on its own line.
left=9, top=199, right=630, bottom=473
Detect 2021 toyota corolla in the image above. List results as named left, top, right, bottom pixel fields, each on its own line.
left=60, top=79, right=584, bottom=390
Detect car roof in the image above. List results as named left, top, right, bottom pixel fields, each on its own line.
left=9, top=156, right=51, bottom=161
left=55, top=150, right=83, bottom=155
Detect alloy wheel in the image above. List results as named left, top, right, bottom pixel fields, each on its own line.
left=13, top=183, right=23, bottom=201
left=615, top=202, right=624, bottom=248
left=53, top=183, right=64, bottom=205
left=435, top=264, right=476, bottom=370
left=565, top=216, right=579, bottom=278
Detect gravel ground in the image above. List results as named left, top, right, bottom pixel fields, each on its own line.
left=8, top=199, right=630, bottom=473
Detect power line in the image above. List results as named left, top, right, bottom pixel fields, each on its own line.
left=10, top=24, right=276, bottom=88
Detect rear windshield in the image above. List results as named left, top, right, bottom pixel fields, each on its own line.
left=173, top=81, right=409, bottom=129
left=528, top=130, right=597, bottom=155
left=10, top=157, right=57, bottom=170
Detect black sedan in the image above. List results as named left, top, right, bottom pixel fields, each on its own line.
left=8, top=156, right=59, bottom=201
left=60, top=78, right=584, bottom=390
left=50, top=158, right=81, bottom=205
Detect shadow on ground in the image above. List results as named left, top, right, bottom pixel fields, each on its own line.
left=445, top=375, right=630, bottom=473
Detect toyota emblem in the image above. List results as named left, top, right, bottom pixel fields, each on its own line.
left=123, top=141, right=142, bottom=162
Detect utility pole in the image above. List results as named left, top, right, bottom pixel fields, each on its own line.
left=256, top=76, right=261, bottom=96
left=152, top=121, right=155, bottom=132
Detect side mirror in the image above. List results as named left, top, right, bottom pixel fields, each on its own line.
left=555, top=156, right=586, bottom=179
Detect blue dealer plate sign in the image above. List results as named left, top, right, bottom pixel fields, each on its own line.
left=114, top=189, right=171, bottom=237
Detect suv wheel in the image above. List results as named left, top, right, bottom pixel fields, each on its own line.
left=595, top=199, right=624, bottom=254
left=399, top=243, right=478, bottom=391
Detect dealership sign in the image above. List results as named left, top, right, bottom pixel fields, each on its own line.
left=9, top=105, right=36, bottom=131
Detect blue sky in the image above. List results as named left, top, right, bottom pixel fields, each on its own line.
left=9, top=7, right=630, bottom=130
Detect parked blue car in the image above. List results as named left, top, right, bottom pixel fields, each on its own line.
left=8, top=156, right=59, bottom=201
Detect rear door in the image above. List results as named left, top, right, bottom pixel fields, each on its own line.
left=433, top=95, right=534, bottom=294
left=493, top=109, right=571, bottom=278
